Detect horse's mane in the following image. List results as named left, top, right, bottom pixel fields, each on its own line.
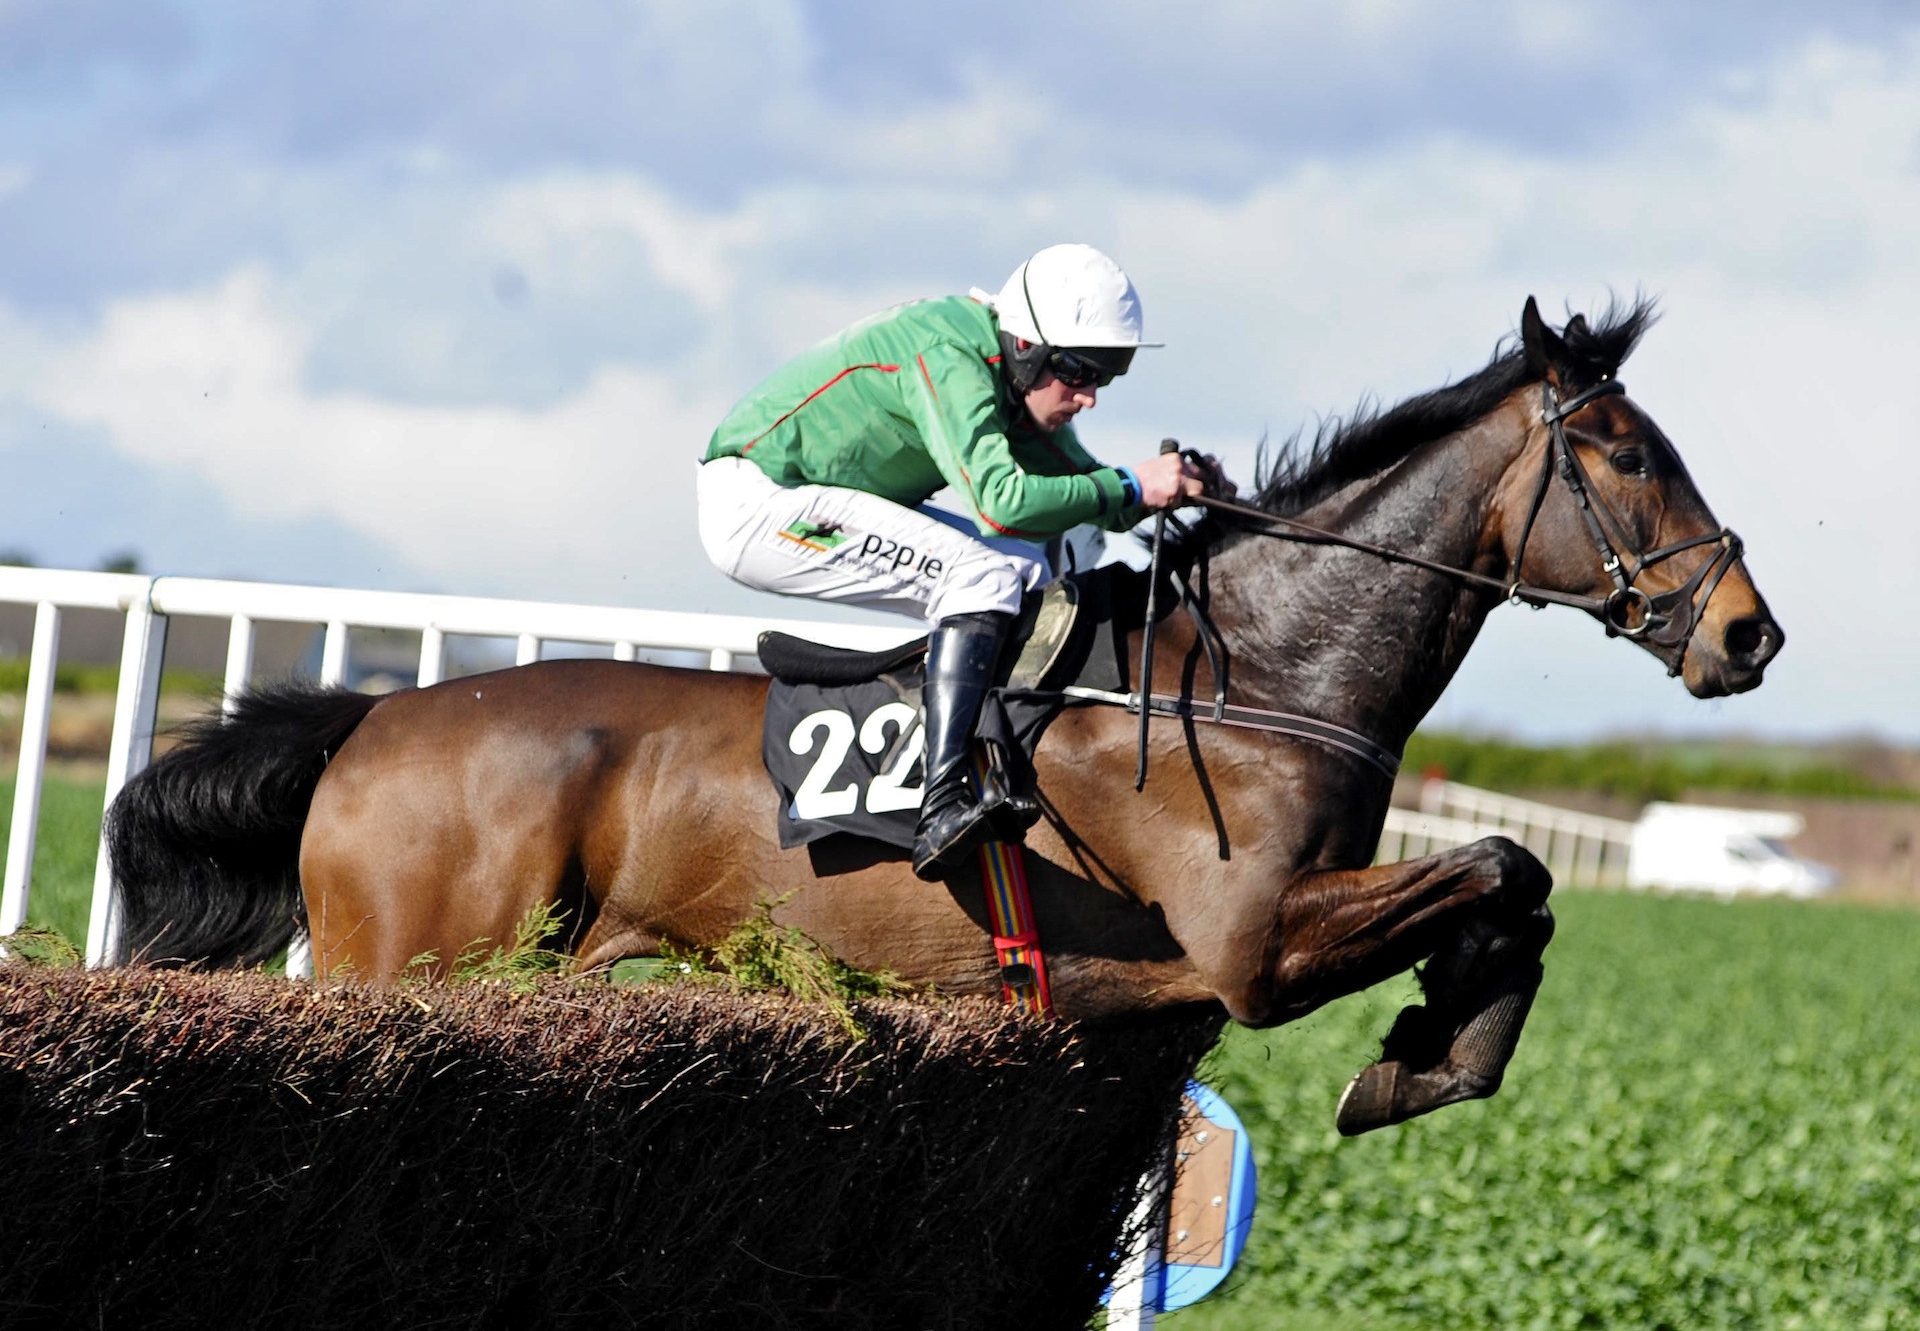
left=1238, top=296, right=1660, bottom=524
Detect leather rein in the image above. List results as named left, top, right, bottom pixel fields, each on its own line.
left=1077, top=376, right=1744, bottom=787
left=1196, top=378, right=1744, bottom=671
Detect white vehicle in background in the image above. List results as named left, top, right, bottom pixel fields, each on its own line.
left=1626, top=803, right=1836, bottom=899
left=1386, top=781, right=1840, bottom=898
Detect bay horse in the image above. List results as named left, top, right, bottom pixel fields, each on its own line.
left=109, top=297, right=1782, bottom=1133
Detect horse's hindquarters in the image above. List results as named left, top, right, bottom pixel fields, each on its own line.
left=299, top=661, right=762, bottom=980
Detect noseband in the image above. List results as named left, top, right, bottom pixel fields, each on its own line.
left=1193, top=377, right=1743, bottom=677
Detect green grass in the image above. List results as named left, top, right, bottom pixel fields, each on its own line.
left=0, top=772, right=106, bottom=946
left=0, top=658, right=223, bottom=696
left=1171, top=891, right=1920, bottom=1330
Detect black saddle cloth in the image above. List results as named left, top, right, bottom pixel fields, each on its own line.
left=757, top=566, right=1150, bottom=851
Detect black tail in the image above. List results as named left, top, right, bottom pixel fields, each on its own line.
left=107, top=683, right=382, bottom=968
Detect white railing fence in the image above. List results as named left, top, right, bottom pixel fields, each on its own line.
left=1377, top=778, right=1636, bottom=886
left=0, top=567, right=911, bottom=969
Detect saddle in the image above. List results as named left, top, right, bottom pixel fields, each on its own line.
left=756, top=569, right=1143, bottom=851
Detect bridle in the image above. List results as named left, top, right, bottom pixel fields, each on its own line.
left=1092, top=375, right=1746, bottom=789
left=1509, top=378, right=1743, bottom=670
left=1193, top=376, right=1744, bottom=677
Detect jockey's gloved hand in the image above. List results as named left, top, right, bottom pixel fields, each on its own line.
left=1190, top=451, right=1237, bottom=500
left=1132, top=450, right=1209, bottom=508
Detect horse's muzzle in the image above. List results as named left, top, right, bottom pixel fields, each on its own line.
left=1689, top=612, right=1785, bottom=697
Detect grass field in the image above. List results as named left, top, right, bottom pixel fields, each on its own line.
left=1177, top=891, right=1920, bottom=1330
left=0, top=773, right=106, bottom=946
left=5, top=778, right=1915, bottom=1329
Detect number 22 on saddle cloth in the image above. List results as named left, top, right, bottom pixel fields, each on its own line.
left=758, top=576, right=1100, bottom=852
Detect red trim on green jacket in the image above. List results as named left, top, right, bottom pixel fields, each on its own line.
left=956, top=462, right=1047, bottom=539
left=741, top=362, right=901, bottom=453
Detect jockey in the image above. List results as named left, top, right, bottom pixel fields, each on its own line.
left=697, top=243, right=1213, bottom=882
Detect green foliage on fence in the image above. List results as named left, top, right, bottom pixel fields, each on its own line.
left=1404, top=730, right=1916, bottom=802
left=648, top=898, right=914, bottom=1040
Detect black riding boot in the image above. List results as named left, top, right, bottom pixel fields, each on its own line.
left=911, top=611, right=1035, bottom=883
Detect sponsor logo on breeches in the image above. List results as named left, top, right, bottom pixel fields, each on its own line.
left=772, top=519, right=945, bottom=583
left=776, top=520, right=848, bottom=552
left=856, top=534, right=944, bottom=582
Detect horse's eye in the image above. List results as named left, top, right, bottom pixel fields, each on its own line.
left=1611, top=448, right=1647, bottom=477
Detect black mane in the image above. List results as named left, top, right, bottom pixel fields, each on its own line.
left=1243, top=296, right=1659, bottom=520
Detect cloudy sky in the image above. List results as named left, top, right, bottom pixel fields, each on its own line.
left=2, top=2, right=1915, bottom=741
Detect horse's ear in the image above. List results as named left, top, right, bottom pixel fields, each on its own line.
left=1521, top=296, right=1567, bottom=387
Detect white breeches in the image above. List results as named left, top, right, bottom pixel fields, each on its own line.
left=696, top=457, right=1051, bottom=625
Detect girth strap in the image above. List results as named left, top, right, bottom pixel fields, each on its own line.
left=1059, top=686, right=1402, bottom=780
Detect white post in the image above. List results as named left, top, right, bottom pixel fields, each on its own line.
left=417, top=625, right=446, bottom=687
left=612, top=640, right=638, bottom=663
left=515, top=633, right=540, bottom=666
left=284, top=930, right=314, bottom=981
left=2, top=602, right=63, bottom=937
left=1108, top=1158, right=1169, bottom=1329
left=89, top=585, right=168, bottom=967
left=709, top=647, right=734, bottom=672
left=320, top=620, right=350, bottom=686
left=223, top=614, right=256, bottom=714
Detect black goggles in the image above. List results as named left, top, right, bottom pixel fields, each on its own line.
left=1046, top=345, right=1134, bottom=390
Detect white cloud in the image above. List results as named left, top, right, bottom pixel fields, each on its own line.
left=479, top=174, right=764, bottom=314
left=16, top=269, right=731, bottom=601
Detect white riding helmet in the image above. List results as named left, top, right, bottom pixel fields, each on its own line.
left=979, top=243, right=1163, bottom=349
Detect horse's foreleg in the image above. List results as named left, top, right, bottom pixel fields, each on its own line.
left=1245, top=835, right=1554, bottom=1134
left=1333, top=900, right=1555, bottom=1136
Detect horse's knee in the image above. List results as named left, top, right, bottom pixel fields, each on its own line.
left=1422, top=900, right=1555, bottom=1010
left=1521, top=900, right=1556, bottom=950
left=1470, top=835, right=1553, bottom=911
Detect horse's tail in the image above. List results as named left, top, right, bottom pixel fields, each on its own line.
left=107, top=682, right=382, bottom=968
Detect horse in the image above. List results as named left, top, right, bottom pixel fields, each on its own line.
left=108, top=297, right=1782, bottom=1133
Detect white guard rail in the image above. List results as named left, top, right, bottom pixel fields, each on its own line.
left=1377, top=778, right=1637, bottom=886
left=0, top=567, right=913, bottom=969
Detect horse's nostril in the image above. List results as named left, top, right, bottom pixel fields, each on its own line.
left=1725, top=616, right=1782, bottom=667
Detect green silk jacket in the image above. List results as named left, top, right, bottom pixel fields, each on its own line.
left=704, top=295, right=1143, bottom=538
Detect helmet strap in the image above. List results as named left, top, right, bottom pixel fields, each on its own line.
left=1020, top=259, right=1051, bottom=346
left=999, top=332, right=1051, bottom=394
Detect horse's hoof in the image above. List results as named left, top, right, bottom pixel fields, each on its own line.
left=1335, top=1061, right=1499, bottom=1136
left=1335, top=1061, right=1403, bottom=1136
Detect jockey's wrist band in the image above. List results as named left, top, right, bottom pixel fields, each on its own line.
left=1117, top=468, right=1142, bottom=507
